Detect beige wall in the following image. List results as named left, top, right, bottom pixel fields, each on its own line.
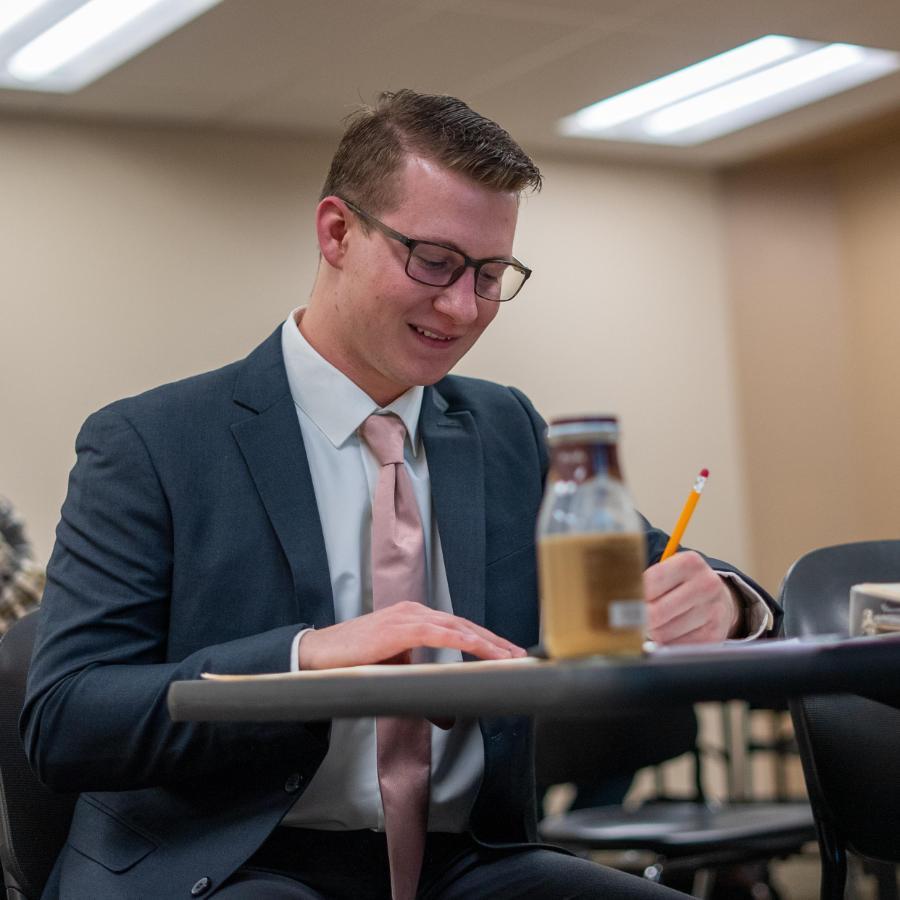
left=2, top=118, right=331, bottom=561
left=838, top=139, right=900, bottom=539
left=720, top=166, right=862, bottom=592
left=721, top=134, right=900, bottom=591
left=4, top=115, right=748, bottom=576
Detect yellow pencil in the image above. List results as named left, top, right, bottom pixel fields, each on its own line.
left=660, top=468, right=709, bottom=561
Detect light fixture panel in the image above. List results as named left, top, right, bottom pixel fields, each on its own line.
left=560, top=35, right=900, bottom=146
left=0, top=0, right=222, bottom=93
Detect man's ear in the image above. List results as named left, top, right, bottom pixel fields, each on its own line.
left=316, top=197, right=351, bottom=268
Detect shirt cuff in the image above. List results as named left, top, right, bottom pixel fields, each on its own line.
left=291, top=627, right=315, bottom=671
left=716, top=571, right=775, bottom=641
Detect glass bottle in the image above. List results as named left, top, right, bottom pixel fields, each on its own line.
left=537, top=416, right=646, bottom=658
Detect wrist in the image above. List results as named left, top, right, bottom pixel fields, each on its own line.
left=295, top=627, right=317, bottom=670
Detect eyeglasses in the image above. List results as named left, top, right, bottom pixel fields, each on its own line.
left=338, top=197, right=531, bottom=302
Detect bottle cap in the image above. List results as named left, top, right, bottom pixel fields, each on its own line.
left=547, top=415, right=619, bottom=444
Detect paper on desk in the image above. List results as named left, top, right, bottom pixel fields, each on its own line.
left=202, top=655, right=545, bottom=681
left=646, top=634, right=846, bottom=656
left=202, top=635, right=859, bottom=680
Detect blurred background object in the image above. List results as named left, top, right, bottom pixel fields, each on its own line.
left=0, top=496, right=44, bottom=635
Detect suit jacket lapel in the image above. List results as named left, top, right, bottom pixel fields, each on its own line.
left=421, top=385, right=486, bottom=629
left=230, top=328, right=335, bottom=629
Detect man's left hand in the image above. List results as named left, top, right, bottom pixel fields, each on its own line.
left=643, top=550, right=741, bottom=644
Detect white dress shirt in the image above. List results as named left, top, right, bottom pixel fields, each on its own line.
left=279, top=308, right=483, bottom=832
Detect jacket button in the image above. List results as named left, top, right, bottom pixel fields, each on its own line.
left=190, top=876, right=212, bottom=896
left=284, top=772, right=303, bottom=793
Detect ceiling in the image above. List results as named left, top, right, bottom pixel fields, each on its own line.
left=2, top=0, right=900, bottom=167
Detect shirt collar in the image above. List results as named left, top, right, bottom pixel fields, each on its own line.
left=281, top=307, right=423, bottom=454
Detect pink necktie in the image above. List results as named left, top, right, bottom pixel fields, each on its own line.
left=360, top=413, right=430, bottom=900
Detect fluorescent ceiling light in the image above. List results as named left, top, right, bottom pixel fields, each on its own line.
left=0, top=0, right=222, bottom=93
left=9, top=0, right=162, bottom=82
left=566, top=35, right=798, bottom=132
left=560, top=35, right=900, bottom=146
left=645, top=43, right=866, bottom=136
left=0, top=1, right=49, bottom=39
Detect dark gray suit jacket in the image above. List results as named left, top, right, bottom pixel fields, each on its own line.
left=21, top=326, right=777, bottom=898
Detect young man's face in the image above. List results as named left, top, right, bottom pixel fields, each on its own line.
left=323, top=155, right=519, bottom=406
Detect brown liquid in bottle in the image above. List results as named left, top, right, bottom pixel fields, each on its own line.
left=537, top=417, right=646, bottom=658
left=539, top=532, right=645, bottom=657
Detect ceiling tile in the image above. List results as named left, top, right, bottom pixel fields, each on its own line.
left=223, top=6, right=574, bottom=131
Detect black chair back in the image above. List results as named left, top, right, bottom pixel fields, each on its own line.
left=780, top=540, right=900, bottom=896
left=0, top=611, right=76, bottom=899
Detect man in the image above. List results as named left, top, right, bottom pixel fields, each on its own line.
left=22, top=90, right=775, bottom=899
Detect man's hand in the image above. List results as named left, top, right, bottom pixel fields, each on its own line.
left=643, top=551, right=741, bottom=645
left=298, top=601, right=527, bottom=670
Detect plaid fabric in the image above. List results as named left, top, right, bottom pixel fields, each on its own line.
left=0, top=496, right=44, bottom=634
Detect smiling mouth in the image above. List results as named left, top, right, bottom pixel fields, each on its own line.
left=412, top=325, right=454, bottom=342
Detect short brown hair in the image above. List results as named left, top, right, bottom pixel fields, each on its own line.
left=319, top=89, right=542, bottom=215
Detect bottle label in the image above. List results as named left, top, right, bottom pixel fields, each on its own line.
left=609, top=599, right=646, bottom=629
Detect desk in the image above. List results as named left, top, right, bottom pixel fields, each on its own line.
left=167, top=634, right=900, bottom=723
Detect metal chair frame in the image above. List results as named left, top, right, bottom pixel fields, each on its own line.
left=781, top=540, right=900, bottom=900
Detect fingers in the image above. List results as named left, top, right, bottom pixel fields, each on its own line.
left=299, top=601, right=526, bottom=670
left=648, top=602, right=727, bottom=644
left=643, top=550, right=708, bottom=602
left=382, top=604, right=526, bottom=662
left=644, top=552, right=738, bottom=645
left=405, top=605, right=525, bottom=658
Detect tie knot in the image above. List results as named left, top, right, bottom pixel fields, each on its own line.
left=360, top=414, right=407, bottom=466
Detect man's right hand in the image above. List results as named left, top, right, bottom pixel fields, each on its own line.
left=298, top=601, right=526, bottom=670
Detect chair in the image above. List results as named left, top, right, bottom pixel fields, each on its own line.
left=0, top=610, right=75, bottom=899
left=780, top=540, right=900, bottom=900
left=537, top=705, right=816, bottom=896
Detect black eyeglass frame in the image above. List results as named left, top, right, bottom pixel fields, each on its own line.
left=337, top=196, right=532, bottom=302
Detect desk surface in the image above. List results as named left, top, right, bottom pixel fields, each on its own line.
left=167, top=634, right=900, bottom=723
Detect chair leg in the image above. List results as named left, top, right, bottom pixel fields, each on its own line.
left=817, top=827, right=847, bottom=900
left=691, top=867, right=714, bottom=899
